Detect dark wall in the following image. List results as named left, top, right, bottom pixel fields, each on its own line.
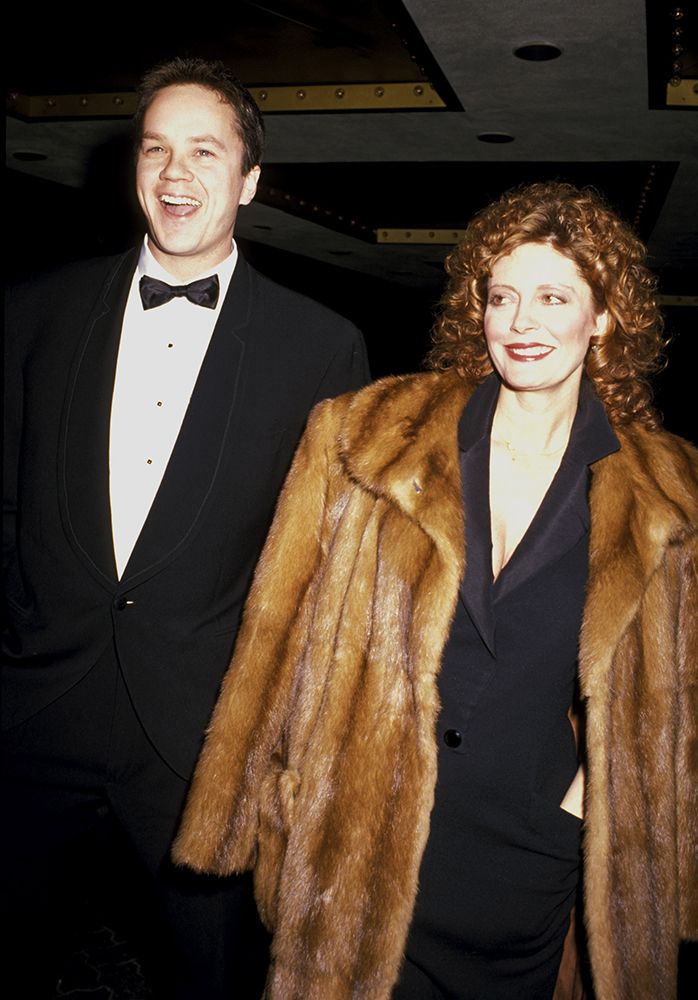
left=6, top=166, right=435, bottom=381
left=6, top=166, right=694, bottom=440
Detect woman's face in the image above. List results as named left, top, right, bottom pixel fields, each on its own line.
left=484, top=241, right=607, bottom=398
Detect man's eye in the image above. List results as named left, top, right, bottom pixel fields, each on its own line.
left=196, top=149, right=214, bottom=158
left=144, top=145, right=164, bottom=154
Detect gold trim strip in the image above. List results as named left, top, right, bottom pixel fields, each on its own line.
left=665, top=79, right=698, bottom=107
left=657, top=294, right=698, bottom=307
left=7, top=81, right=445, bottom=118
left=252, top=82, right=445, bottom=111
left=7, top=91, right=137, bottom=118
left=377, top=228, right=466, bottom=245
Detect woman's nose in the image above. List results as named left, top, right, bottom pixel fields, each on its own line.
left=510, top=299, right=539, bottom=333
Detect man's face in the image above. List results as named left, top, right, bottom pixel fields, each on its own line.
left=136, top=83, right=260, bottom=281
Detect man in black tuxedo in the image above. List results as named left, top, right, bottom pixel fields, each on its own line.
left=2, top=58, right=368, bottom=998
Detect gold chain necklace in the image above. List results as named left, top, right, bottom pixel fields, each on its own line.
left=492, top=438, right=567, bottom=461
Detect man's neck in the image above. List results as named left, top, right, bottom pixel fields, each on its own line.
left=144, top=238, right=235, bottom=283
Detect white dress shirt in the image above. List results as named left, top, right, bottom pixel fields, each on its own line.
left=109, top=238, right=238, bottom=578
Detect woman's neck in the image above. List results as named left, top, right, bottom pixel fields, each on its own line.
left=491, top=382, right=580, bottom=457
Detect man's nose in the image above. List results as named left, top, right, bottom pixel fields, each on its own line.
left=160, top=152, right=193, bottom=182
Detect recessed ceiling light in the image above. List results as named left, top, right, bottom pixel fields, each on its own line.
left=12, top=150, right=48, bottom=161
left=477, top=132, right=515, bottom=144
left=514, top=42, right=562, bottom=61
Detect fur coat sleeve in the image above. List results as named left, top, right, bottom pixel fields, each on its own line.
left=173, top=397, right=346, bottom=920
left=578, top=425, right=698, bottom=1000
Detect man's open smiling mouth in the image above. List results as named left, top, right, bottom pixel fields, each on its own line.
left=160, top=195, right=202, bottom=207
left=158, top=194, right=202, bottom=217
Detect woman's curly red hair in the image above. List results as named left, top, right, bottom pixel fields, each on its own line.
left=428, top=181, right=666, bottom=428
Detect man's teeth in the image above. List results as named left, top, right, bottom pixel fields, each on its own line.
left=160, top=195, right=201, bottom=207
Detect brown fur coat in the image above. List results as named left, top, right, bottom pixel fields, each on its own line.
left=174, top=372, right=698, bottom=1000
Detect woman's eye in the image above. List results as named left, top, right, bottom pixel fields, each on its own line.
left=543, top=293, right=566, bottom=304
left=488, top=293, right=509, bottom=306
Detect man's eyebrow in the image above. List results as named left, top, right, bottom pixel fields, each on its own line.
left=189, top=134, right=227, bottom=150
left=140, top=131, right=227, bottom=151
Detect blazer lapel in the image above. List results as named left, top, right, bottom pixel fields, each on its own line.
left=59, top=250, right=137, bottom=587
left=459, top=437, right=497, bottom=656
left=493, top=459, right=589, bottom=605
left=494, top=379, right=618, bottom=604
left=120, top=256, right=254, bottom=584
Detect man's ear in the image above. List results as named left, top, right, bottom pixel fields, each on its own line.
left=240, top=165, right=260, bottom=206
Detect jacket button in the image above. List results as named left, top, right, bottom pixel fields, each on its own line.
left=113, top=596, right=134, bottom=611
left=443, top=729, right=462, bottom=748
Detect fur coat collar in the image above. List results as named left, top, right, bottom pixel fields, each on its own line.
left=175, top=371, right=698, bottom=1000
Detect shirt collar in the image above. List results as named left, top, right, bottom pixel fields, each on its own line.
left=138, top=236, right=238, bottom=303
left=458, top=372, right=620, bottom=467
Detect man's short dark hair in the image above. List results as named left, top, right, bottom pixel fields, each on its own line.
left=133, top=57, right=265, bottom=174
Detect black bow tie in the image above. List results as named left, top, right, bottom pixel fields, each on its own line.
left=139, top=274, right=220, bottom=310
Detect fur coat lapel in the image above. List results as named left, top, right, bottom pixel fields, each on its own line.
left=339, top=371, right=468, bottom=573
left=175, top=372, right=698, bottom=1000
left=582, top=424, right=698, bottom=688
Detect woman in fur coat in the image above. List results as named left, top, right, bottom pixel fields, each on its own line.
left=174, top=182, right=697, bottom=1000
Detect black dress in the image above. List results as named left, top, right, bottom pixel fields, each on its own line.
left=394, top=376, right=619, bottom=1000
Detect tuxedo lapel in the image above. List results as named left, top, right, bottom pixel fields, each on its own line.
left=120, top=256, right=254, bottom=584
left=59, top=250, right=137, bottom=587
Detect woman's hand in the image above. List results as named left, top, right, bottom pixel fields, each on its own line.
left=560, top=764, right=585, bottom=819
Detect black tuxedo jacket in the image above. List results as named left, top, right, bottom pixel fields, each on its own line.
left=3, top=248, right=369, bottom=777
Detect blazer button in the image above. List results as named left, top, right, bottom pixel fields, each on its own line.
left=113, top=596, right=134, bottom=611
left=443, top=729, right=462, bottom=748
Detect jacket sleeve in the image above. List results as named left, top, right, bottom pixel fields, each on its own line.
left=172, top=396, right=343, bottom=880
left=311, top=321, right=371, bottom=406
left=3, top=286, right=21, bottom=576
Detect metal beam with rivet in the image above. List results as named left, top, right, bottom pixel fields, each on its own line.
left=376, top=229, right=466, bottom=244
